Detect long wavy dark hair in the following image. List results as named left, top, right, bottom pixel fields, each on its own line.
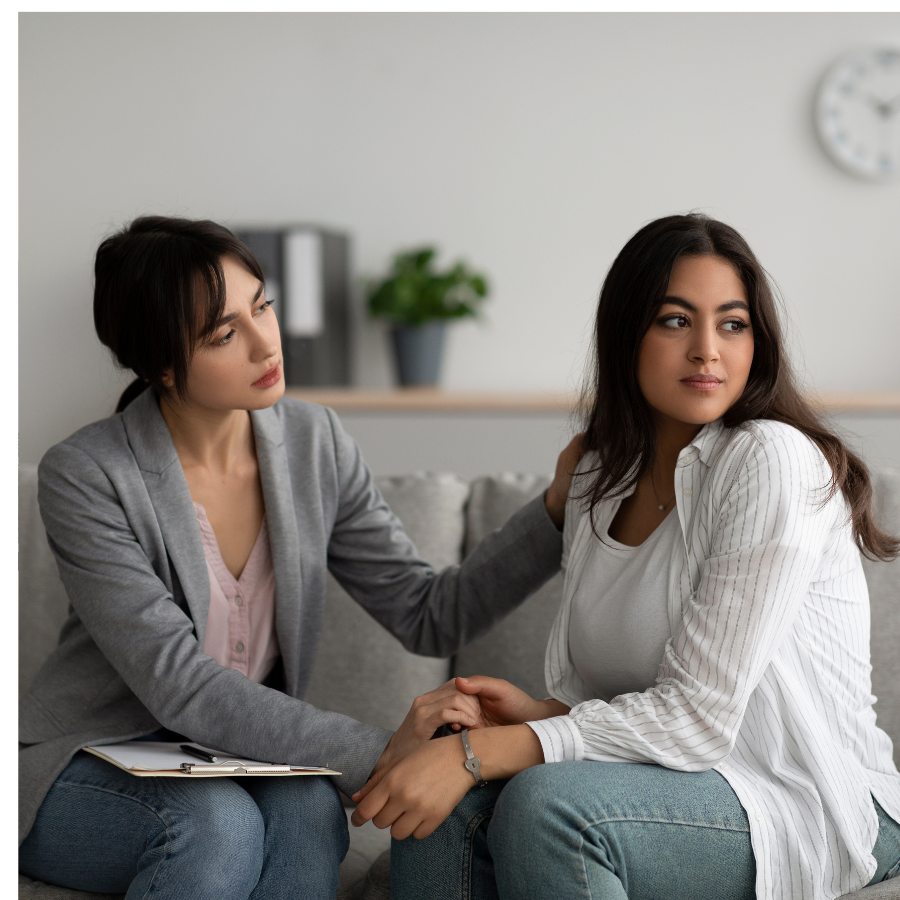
left=578, top=213, right=898, bottom=561
left=93, top=216, right=265, bottom=413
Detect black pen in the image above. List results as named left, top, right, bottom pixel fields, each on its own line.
left=180, top=744, right=218, bottom=763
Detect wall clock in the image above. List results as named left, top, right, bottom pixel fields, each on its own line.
left=815, top=47, right=900, bottom=180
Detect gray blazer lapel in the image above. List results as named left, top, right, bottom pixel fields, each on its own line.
left=251, top=406, right=304, bottom=696
left=122, top=390, right=211, bottom=643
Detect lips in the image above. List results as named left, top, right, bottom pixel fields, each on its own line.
left=680, top=374, right=722, bottom=391
left=252, top=365, right=281, bottom=388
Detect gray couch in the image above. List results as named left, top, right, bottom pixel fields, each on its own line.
left=18, top=465, right=900, bottom=900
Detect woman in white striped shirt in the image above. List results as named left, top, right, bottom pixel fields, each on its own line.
left=352, top=214, right=900, bottom=900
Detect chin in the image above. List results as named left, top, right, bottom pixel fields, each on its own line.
left=246, top=387, right=285, bottom=410
left=654, top=398, right=734, bottom=428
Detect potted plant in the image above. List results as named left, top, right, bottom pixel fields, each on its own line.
left=367, top=247, right=489, bottom=387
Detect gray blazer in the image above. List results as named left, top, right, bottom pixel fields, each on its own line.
left=19, top=389, right=562, bottom=843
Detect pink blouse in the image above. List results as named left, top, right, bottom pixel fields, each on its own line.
left=193, top=502, right=280, bottom=683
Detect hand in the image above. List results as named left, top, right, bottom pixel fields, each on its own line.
left=455, top=675, right=570, bottom=727
left=544, top=433, right=586, bottom=530
left=351, top=735, right=473, bottom=840
left=371, top=680, right=483, bottom=778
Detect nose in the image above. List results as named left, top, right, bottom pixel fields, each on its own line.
left=249, top=314, right=280, bottom=363
left=688, top=321, right=719, bottom=365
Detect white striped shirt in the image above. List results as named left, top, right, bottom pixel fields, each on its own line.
left=527, top=418, right=900, bottom=900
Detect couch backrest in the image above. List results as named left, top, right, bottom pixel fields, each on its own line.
left=860, top=468, right=900, bottom=761
left=18, top=464, right=900, bottom=765
left=303, top=473, right=466, bottom=731
left=452, top=469, right=900, bottom=768
left=452, top=474, right=563, bottom=701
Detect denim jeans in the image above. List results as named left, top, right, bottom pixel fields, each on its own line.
left=19, top=750, right=349, bottom=900
left=391, top=761, right=900, bottom=900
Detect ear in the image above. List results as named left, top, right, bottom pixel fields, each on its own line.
left=160, top=370, right=175, bottom=390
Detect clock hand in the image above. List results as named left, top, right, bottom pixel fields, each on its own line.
left=864, top=92, right=890, bottom=117
left=866, top=92, right=900, bottom=118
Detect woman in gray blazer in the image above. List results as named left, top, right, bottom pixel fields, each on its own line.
left=18, top=216, right=576, bottom=900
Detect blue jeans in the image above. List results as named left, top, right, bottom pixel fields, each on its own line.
left=19, top=751, right=349, bottom=900
left=391, top=761, right=900, bottom=900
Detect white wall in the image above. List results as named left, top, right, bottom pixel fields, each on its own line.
left=19, top=12, right=900, bottom=465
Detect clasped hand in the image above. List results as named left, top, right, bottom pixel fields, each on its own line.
left=351, top=676, right=568, bottom=840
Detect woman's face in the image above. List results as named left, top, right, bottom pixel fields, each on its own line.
left=636, top=254, right=754, bottom=430
left=167, top=255, right=284, bottom=412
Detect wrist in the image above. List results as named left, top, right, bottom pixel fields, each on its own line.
left=464, top=724, right=544, bottom=782
left=538, top=699, right=571, bottom=719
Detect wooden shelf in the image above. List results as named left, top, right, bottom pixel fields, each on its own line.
left=284, top=388, right=900, bottom=414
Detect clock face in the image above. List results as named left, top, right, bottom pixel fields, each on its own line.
left=815, top=47, right=900, bottom=180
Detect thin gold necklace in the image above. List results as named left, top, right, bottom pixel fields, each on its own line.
left=650, top=469, right=676, bottom=511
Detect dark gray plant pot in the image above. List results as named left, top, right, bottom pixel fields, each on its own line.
left=391, top=323, right=446, bottom=386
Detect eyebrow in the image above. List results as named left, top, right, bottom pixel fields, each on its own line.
left=661, top=296, right=750, bottom=314
left=214, top=282, right=265, bottom=328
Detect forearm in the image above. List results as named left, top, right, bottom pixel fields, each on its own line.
left=337, top=493, right=563, bottom=659
left=465, top=724, right=545, bottom=781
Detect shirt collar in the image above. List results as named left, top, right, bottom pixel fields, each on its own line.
left=677, top=418, right=728, bottom=468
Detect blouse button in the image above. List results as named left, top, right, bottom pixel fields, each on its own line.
left=683, top=487, right=693, bottom=497
left=235, top=596, right=244, bottom=607
left=235, top=642, right=245, bottom=653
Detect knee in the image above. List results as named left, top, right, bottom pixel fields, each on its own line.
left=494, top=765, right=569, bottom=824
left=298, top=777, right=349, bottom=860
left=490, top=764, right=582, bottom=855
left=172, top=784, right=265, bottom=893
left=250, top=775, right=349, bottom=863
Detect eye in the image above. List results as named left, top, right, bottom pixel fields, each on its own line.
left=721, top=319, right=750, bottom=334
left=659, top=314, right=689, bottom=329
left=254, top=299, right=272, bottom=315
left=214, top=328, right=236, bottom=346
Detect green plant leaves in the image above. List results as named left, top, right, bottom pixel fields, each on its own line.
left=367, top=246, right=490, bottom=327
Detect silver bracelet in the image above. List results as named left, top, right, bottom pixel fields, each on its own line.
left=460, top=729, right=486, bottom=787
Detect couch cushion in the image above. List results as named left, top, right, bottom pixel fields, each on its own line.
left=17, top=875, right=121, bottom=900
left=452, top=474, right=564, bottom=700
left=337, top=812, right=391, bottom=900
left=303, top=474, right=467, bottom=734
left=861, top=468, right=900, bottom=767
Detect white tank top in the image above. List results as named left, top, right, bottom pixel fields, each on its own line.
left=568, top=506, right=678, bottom=702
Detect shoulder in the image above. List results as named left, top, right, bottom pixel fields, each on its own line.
left=38, top=412, right=129, bottom=482
left=708, top=419, right=836, bottom=513
left=716, top=419, right=830, bottom=474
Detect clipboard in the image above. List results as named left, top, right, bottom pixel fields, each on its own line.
left=83, top=741, right=341, bottom=778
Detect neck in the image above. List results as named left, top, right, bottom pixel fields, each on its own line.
left=649, top=415, right=705, bottom=496
left=654, top=419, right=703, bottom=470
left=158, top=394, right=255, bottom=471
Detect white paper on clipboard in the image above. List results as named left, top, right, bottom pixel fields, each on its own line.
left=83, top=741, right=340, bottom=778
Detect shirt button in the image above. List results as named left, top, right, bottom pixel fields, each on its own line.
left=235, top=596, right=244, bottom=607
left=683, top=487, right=693, bottom=497
left=235, top=642, right=245, bottom=653
left=755, top=811, right=763, bottom=822
left=719, top=762, right=730, bottom=771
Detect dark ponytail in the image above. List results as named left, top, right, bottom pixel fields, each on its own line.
left=115, top=377, right=150, bottom=413
left=94, top=215, right=265, bottom=412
